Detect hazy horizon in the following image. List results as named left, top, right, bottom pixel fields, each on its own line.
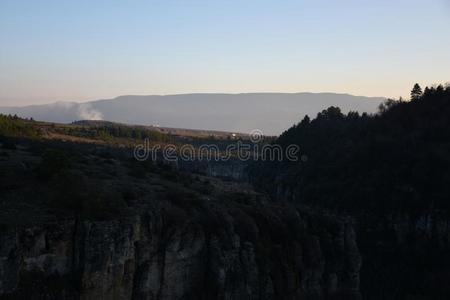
left=1, top=0, right=450, bottom=106
left=0, top=93, right=384, bottom=135
left=0, top=91, right=386, bottom=107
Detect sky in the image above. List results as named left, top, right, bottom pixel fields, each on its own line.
left=0, top=0, right=449, bottom=106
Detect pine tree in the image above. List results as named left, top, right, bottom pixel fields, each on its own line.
left=410, top=83, right=423, bottom=101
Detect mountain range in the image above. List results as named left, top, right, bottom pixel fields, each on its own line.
left=0, top=93, right=384, bottom=135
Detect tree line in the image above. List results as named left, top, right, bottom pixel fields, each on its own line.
left=250, top=83, right=450, bottom=213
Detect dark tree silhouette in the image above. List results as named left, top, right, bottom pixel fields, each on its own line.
left=251, top=83, right=450, bottom=213
left=300, top=115, right=310, bottom=126
left=410, top=83, right=423, bottom=101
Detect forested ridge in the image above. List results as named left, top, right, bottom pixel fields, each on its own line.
left=251, top=84, right=450, bottom=214
left=248, top=83, right=450, bottom=299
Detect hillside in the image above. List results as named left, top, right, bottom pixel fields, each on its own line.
left=249, top=84, right=450, bottom=299
left=0, top=133, right=360, bottom=299
left=0, top=116, right=253, bottom=149
left=251, top=85, right=450, bottom=212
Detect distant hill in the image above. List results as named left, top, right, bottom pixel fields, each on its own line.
left=0, top=93, right=384, bottom=135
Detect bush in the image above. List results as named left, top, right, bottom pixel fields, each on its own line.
left=164, top=188, right=203, bottom=211
left=0, top=114, right=40, bottom=137
left=127, top=159, right=155, bottom=178
left=36, top=149, right=71, bottom=180
left=48, top=172, right=127, bottom=220
left=1, top=140, right=17, bottom=150
left=81, top=191, right=127, bottom=220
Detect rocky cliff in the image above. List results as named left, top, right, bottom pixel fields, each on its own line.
left=179, top=159, right=248, bottom=181
left=0, top=139, right=361, bottom=300
left=0, top=207, right=361, bottom=300
left=255, top=179, right=450, bottom=299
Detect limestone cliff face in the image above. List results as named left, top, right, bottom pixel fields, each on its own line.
left=0, top=206, right=361, bottom=300
left=265, top=181, right=450, bottom=299
left=357, top=212, right=450, bottom=299
left=178, top=159, right=248, bottom=181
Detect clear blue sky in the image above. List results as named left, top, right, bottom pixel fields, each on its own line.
left=1, top=0, right=449, bottom=105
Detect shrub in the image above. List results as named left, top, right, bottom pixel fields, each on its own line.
left=49, top=172, right=127, bottom=220
left=36, top=149, right=71, bottom=180
left=1, top=140, right=17, bottom=150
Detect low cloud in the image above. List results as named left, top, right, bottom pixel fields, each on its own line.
left=77, top=103, right=104, bottom=120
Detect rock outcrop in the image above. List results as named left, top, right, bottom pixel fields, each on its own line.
left=179, top=159, right=248, bottom=181
left=257, top=179, right=450, bottom=299
left=0, top=205, right=361, bottom=300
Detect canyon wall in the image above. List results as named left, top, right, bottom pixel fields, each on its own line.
left=0, top=205, right=361, bottom=300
